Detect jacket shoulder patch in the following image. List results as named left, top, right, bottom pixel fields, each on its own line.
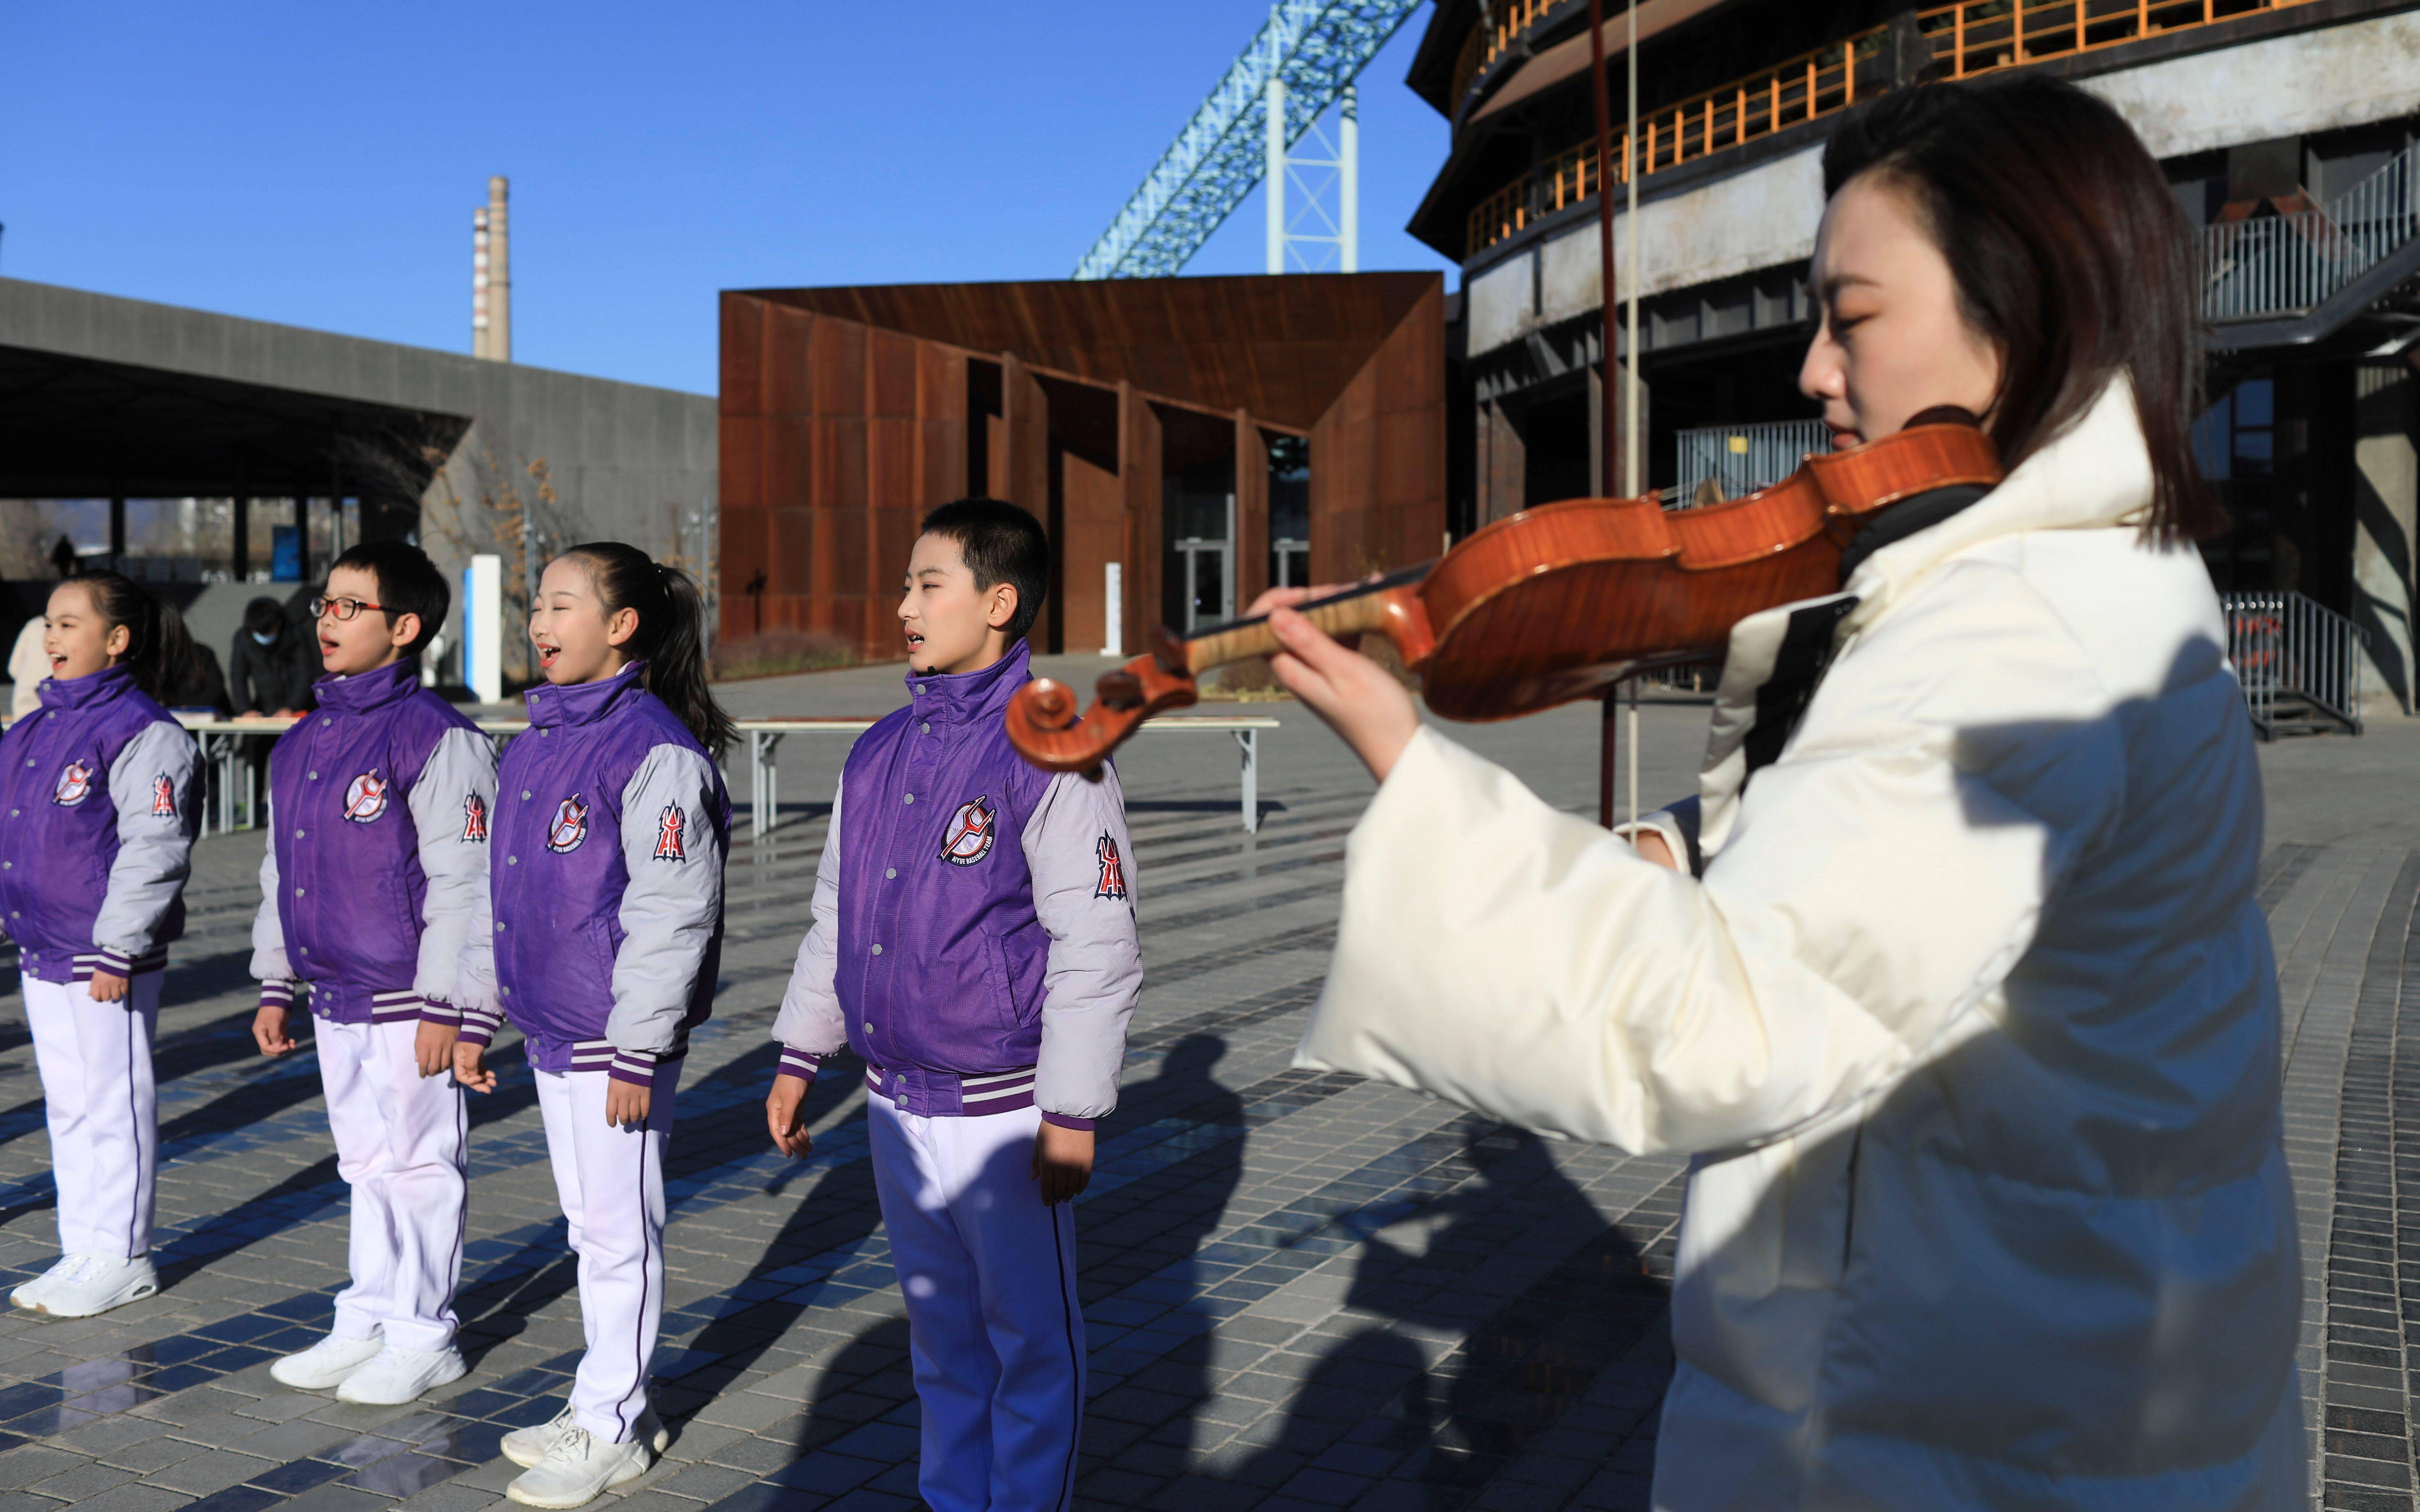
left=151, top=773, right=176, bottom=818
left=1094, top=832, right=1129, bottom=901
left=652, top=803, right=686, bottom=861
left=462, top=793, right=488, bottom=842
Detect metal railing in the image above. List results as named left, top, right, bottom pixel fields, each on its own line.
left=2201, top=141, right=2420, bottom=320
left=1917, top=0, right=2303, bottom=75
left=1450, top=0, right=1556, bottom=105
left=2222, top=590, right=2365, bottom=737
left=1672, top=420, right=1833, bottom=505
left=1470, top=29, right=1877, bottom=253
left=1467, top=0, right=2322, bottom=255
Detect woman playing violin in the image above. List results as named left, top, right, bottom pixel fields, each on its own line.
left=1258, top=76, right=2298, bottom=1508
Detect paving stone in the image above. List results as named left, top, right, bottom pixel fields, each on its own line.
left=53, top=1484, right=196, bottom=1512
left=0, top=1448, right=83, bottom=1491
left=29, top=1461, right=138, bottom=1500
left=96, top=1438, right=212, bottom=1475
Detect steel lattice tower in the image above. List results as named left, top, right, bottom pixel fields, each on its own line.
left=1072, top=0, right=1422, bottom=280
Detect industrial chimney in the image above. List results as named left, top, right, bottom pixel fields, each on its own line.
left=472, top=176, right=511, bottom=361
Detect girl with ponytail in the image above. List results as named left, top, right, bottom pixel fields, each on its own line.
left=452, top=541, right=731, bottom=1506
left=0, top=570, right=199, bottom=1319
left=63, top=572, right=200, bottom=706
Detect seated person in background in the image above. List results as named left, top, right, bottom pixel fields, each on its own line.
left=165, top=641, right=232, bottom=718
left=229, top=597, right=315, bottom=716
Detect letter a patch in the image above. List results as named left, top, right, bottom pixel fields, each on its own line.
left=1094, top=833, right=1129, bottom=901
left=152, top=774, right=177, bottom=818
left=652, top=804, right=686, bottom=861
left=461, top=793, right=488, bottom=842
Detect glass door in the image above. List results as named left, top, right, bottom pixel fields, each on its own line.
left=1176, top=538, right=1233, bottom=632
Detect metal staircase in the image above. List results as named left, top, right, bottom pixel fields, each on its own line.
left=2224, top=591, right=2367, bottom=738
left=2205, top=139, right=2420, bottom=354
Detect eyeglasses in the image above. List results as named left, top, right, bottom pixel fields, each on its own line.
left=310, top=596, right=391, bottom=622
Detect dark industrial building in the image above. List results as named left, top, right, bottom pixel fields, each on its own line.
left=1404, top=0, right=2420, bottom=723
left=0, top=277, right=716, bottom=688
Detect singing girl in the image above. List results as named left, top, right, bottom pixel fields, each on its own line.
left=453, top=544, right=732, bottom=1509
left=2, top=572, right=198, bottom=1319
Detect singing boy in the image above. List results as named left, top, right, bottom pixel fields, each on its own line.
left=252, top=541, right=496, bottom=1405
left=766, top=499, right=1141, bottom=1512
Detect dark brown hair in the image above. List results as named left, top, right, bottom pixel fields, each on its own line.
left=1824, top=73, right=2222, bottom=541
left=560, top=542, right=735, bottom=761
left=330, top=540, right=449, bottom=656
left=70, top=571, right=198, bottom=703
left=919, top=498, right=1048, bottom=643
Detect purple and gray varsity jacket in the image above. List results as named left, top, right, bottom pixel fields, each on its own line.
left=773, top=642, right=1142, bottom=1129
left=0, top=666, right=197, bottom=983
left=462, top=662, right=731, bottom=1086
left=249, top=660, right=499, bottom=1027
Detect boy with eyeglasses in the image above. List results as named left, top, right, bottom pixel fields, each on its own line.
left=250, top=541, right=498, bottom=1405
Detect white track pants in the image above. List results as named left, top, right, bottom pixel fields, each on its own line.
left=318, top=1018, right=468, bottom=1353
left=24, top=973, right=162, bottom=1260
left=534, top=1061, right=680, bottom=1444
left=869, top=1094, right=1084, bottom=1512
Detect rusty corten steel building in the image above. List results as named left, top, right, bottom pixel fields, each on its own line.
left=717, top=272, right=1446, bottom=659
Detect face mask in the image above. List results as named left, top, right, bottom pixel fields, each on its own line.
left=251, top=631, right=277, bottom=645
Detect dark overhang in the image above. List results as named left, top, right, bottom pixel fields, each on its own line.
left=0, top=341, right=465, bottom=500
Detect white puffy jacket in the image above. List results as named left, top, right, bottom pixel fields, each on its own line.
left=1298, top=379, right=2302, bottom=1509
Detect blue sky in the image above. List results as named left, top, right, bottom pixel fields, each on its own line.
left=0, top=2, right=1456, bottom=396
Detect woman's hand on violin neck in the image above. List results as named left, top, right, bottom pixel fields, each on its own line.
left=1265, top=606, right=1421, bottom=783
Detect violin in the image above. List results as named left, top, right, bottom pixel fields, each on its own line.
left=1005, top=413, right=2000, bottom=773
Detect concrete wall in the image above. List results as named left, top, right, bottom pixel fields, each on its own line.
left=0, top=278, right=717, bottom=683
left=1466, top=147, right=1826, bottom=357
left=2086, top=10, right=2420, bottom=161
left=1463, top=10, right=2420, bottom=364
left=2353, top=361, right=2418, bottom=716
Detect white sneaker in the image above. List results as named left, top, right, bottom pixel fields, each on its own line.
left=334, top=1344, right=468, bottom=1405
left=269, top=1333, right=386, bottom=1391
left=35, top=1254, right=157, bottom=1318
left=502, top=1402, right=667, bottom=1470
left=505, top=1426, right=651, bottom=1508
left=9, top=1255, right=84, bottom=1311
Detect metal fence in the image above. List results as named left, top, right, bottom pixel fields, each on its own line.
left=2222, top=590, right=2365, bottom=738
left=1672, top=420, right=1833, bottom=505
left=2202, top=139, right=2420, bottom=321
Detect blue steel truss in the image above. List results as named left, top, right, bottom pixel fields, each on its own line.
left=1072, top=0, right=1423, bottom=280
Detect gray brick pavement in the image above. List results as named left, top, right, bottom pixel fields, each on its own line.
left=0, top=680, right=2403, bottom=1511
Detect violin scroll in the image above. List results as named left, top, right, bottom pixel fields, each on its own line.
left=1003, top=648, right=1203, bottom=774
